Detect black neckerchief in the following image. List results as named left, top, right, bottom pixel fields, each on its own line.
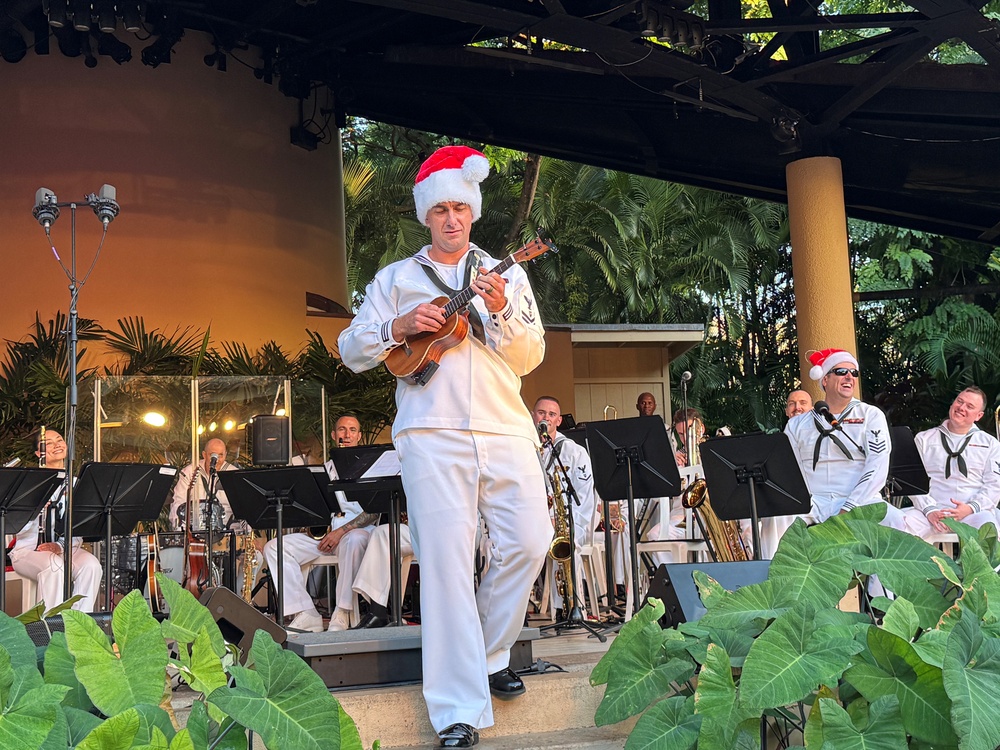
left=811, top=403, right=857, bottom=470
left=939, top=426, right=976, bottom=479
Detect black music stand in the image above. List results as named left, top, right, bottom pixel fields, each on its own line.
left=71, top=463, right=179, bottom=611
left=698, top=432, right=811, bottom=560
left=587, top=417, right=682, bottom=617
left=329, top=444, right=408, bottom=626
left=0, top=468, right=64, bottom=612
left=887, top=426, right=930, bottom=500
left=218, top=466, right=332, bottom=627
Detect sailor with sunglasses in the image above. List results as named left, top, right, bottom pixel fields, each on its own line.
left=761, top=348, right=905, bottom=557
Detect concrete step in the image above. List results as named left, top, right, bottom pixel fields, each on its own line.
left=395, top=725, right=630, bottom=750
left=334, top=632, right=634, bottom=749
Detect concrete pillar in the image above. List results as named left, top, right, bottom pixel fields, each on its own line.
left=329, top=126, right=351, bottom=307
left=786, top=156, right=858, bottom=400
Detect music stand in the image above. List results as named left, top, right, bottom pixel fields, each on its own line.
left=886, top=426, right=930, bottom=500
left=329, top=444, right=408, bottom=626
left=587, top=417, right=682, bottom=617
left=698, top=432, right=811, bottom=560
left=71, top=463, right=179, bottom=611
left=218, top=466, right=333, bottom=626
left=0, top=468, right=64, bottom=612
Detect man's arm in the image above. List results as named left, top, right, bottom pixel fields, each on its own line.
left=338, top=269, right=409, bottom=374
left=843, top=408, right=892, bottom=511
left=966, top=435, right=1000, bottom=513
left=317, top=512, right=379, bottom=554
left=479, top=262, right=545, bottom=377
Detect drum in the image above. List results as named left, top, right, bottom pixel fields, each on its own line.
left=176, top=501, right=228, bottom=533
left=155, top=546, right=185, bottom=585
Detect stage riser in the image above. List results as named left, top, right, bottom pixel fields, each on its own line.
left=286, top=626, right=537, bottom=690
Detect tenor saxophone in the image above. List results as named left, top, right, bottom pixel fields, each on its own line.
left=549, top=469, right=575, bottom=604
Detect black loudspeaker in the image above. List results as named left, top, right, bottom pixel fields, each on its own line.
left=24, top=612, right=115, bottom=647
left=250, top=415, right=290, bottom=465
left=644, top=560, right=771, bottom=627
left=199, top=586, right=287, bottom=660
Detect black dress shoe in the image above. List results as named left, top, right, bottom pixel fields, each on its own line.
left=439, top=723, right=479, bottom=748
left=488, top=667, right=525, bottom=698
left=350, top=611, right=389, bottom=629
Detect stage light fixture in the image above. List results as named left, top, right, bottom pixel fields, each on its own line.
left=0, top=28, right=27, bottom=63
left=44, top=0, right=68, bottom=28
left=83, top=34, right=97, bottom=67
left=197, top=424, right=205, bottom=435
left=71, top=0, right=92, bottom=31
left=142, top=411, right=167, bottom=427
left=208, top=421, right=217, bottom=432
left=223, top=419, right=235, bottom=431
left=275, top=408, right=286, bottom=417
left=121, top=2, right=142, bottom=32
left=656, top=17, right=677, bottom=44
left=141, top=29, right=181, bottom=67
left=640, top=6, right=659, bottom=37
left=32, top=188, right=59, bottom=229
left=96, top=31, right=131, bottom=63
left=95, top=0, right=115, bottom=32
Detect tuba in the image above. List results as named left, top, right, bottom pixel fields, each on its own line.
left=681, top=478, right=750, bottom=562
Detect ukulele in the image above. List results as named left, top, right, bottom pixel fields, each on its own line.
left=384, top=238, right=555, bottom=385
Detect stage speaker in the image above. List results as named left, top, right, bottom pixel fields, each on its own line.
left=644, top=560, right=771, bottom=627
left=250, top=415, right=290, bottom=465
left=199, top=586, right=286, bottom=660
left=24, top=612, right=115, bottom=647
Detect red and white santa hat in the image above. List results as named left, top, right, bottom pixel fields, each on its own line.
left=808, top=348, right=860, bottom=381
left=413, top=145, right=490, bottom=226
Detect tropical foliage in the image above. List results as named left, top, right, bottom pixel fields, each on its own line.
left=593, top=505, right=1000, bottom=749
left=0, top=576, right=364, bottom=749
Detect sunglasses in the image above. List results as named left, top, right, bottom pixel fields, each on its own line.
left=830, top=367, right=860, bottom=377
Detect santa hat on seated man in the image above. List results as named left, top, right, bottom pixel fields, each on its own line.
left=808, top=348, right=860, bottom=381
left=412, top=145, right=490, bottom=226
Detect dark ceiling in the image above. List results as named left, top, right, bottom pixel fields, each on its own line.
left=4, top=0, right=1000, bottom=243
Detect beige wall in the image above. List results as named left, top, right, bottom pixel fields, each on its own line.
left=572, top=345, right=671, bottom=423
left=521, top=329, right=576, bottom=415
left=0, top=31, right=348, bottom=353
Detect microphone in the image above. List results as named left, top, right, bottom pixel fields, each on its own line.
left=32, top=188, right=59, bottom=229
left=89, top=184, right=119, bottom=227
left=209, top=453, right=220, bottom=473
left=814, top=401, right=839, bottom=427
left=680, top=371, right=693, bottom=382
left=3, top=457, right=20, bottom=468
left=537, top=420, right=551, bottom=444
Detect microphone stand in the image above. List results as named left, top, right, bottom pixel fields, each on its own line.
left=33, top=187, right=118, bottom=605
left=539, top=432, right=608, bottom=642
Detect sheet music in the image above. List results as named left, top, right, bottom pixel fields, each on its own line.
left=361, top=450, right=401, bottom=478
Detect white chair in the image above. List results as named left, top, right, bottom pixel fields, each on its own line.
left=4, top=569, right=37, bottom=616
left=306, top=554, right=361, bottom=626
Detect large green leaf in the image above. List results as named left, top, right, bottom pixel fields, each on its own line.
left=172, top=627, right=229, bottom=726
left=64, top=706, right=103, bottom=745
left=43, top=630, right=93, bottom=710
left=948, top=537, right=1000, bottom=622
left=0, top=647, right=70, bottom=750
left=802, top=685, right=836, bottom=748
left=63, top=592, right=168, bottom=716
left=739, top=602, right=861, bottom=709
left=942, top=611, right=1000, bottom=750
left=76, top=707, right=140, bottom=750
left=817, top=695, right=909, bottom=750
left=695, top=578, right=790, bottom=631
left=208, top=630, right=358, bottom=750
left=591, top=598, right=666, bottom=686
left=624, top=695, right=701, bottom=750
left=768, top=520, right=854, bottom=608
left=880, top=598, right=919, bottom=642
left=844, top=626, right=956, bottom=745
left=0, top=612, right=43, bottom=677
left=694, top=643, right=757, bottom=748
left=596, top=626, right=695, bottom=726
left=157, top=576, right=226, bottom=657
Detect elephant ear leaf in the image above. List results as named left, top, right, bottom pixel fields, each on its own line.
left=209, top=630, right=363, bottom=750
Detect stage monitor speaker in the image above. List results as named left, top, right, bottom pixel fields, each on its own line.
left=24, top=612, right=115, bottom=647
left=250, top=415, right=290, bottom=466
left=199, top=586, right=286, bottom=660
left=645, top=560, right=771, bottom=627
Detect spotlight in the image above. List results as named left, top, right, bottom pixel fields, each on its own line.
left=141, top=29, right=181, bottom=67
left=674, top=19, right=690, bottom=48
left=197, top=425, right=205, bottom=435
left=71, top=0, right=92, bottom=31
left=121, top=2, right=142, bottom=32
left=208, top=421, right=217, bottom=432
left=44, top=0, right=68, bottom=28
left=53, top=24, right=82, bottom=56
left=223, top=419, right=235, bottom=431
left=89, top=184, right=119, bottom=226
left=94, top=0, right=115, bottom=32
left=640, top=5, right=659, bottom=37
left=96, top=32, right=131, bottom=64
left=0, top=29, right=27, bottom=63
left=275, top=408, right=286, bottom=417
left=142, top=411, right=167, bottom=427
left=656, top=17, right=677, bottom=44
left=32, top=188, right=60, bottom=229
